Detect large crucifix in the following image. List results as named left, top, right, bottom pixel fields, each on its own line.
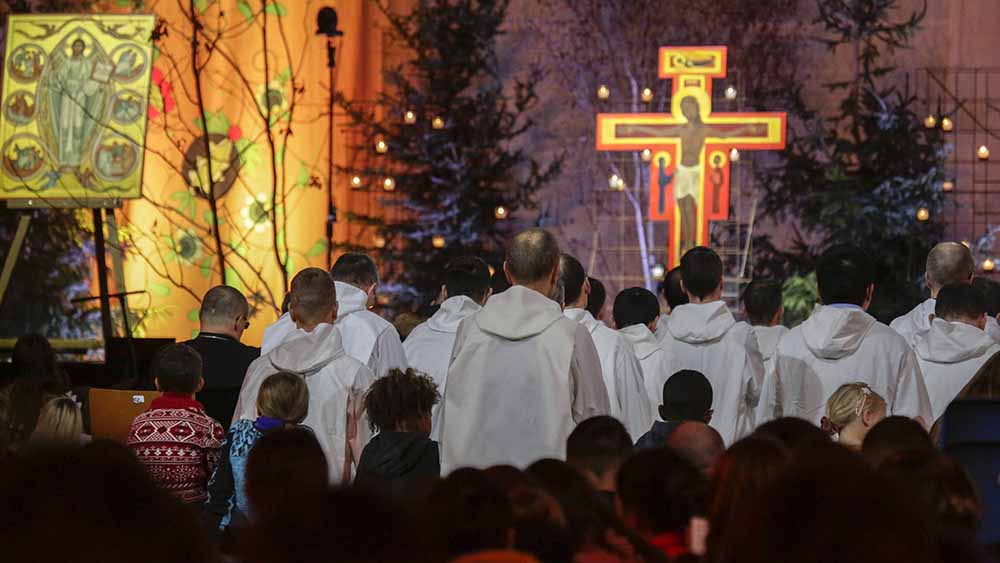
left=596, top=46, right=787, bottom=268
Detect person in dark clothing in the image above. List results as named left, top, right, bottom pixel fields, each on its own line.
left=635, top=369, right=713, bottom=450
left=184, top=285, right=259, bottom=428
left=356, top=368, right=440, bottom=497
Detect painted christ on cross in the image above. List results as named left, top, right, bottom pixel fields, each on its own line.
left=596, top=46, right=787, bottom=268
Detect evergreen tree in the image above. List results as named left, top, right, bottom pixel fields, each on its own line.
left=756, top=0, right=946, bottom=321
left=335, top=0, right=560, bottom=307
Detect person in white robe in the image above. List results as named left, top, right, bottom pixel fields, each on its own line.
left=655, top=267, right=688, bottom=342
left=404, top=256, right=492, bottom=425
left=742, top=279, right=788, bottom=425
left=614, top=287, right=673, bottom=419
left=891, top=242, right=974, bottom=346
left=658, top=247, right=765, bottom=445
left=914, top=283, right=1000, bottom=424
left=438, top=228, right=610, bottom=473
left=561, top=254, right=652, bottom=438
left=772, top=244, right=933, bottom=427
left=260, top=253, right=406, bottom=378
left=234, top=268, right=376, bottom=483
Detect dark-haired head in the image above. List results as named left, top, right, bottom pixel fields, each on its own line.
left=427, top=468, right=515, bottom=558
left=363, top=368, right=439, bottom=434
left=660, top=369, right=713, bottom=423
left=330, top=252, right=379, bottom=291
left=742, top=279, right=784, bottom=326
left=816, top=244, right=874, bottom=307
left=617, top=447, right=707, bottom=537
left=661, top=267, right=689, bottom=311
left=6, top=335, right=70, bottom=450
left=935, top=283, right=987, bottom=327
left=862, top=415, right=934, bottom=466
left=444, top=256, right=493, bottom=305
left=613, top=287, right=660, bottom=329
left=246, top=428, right=329, bottom=518
left=972, top=277, right=1000, bottom=317
left=680, top=247, right=723, bottom=301
left=560, top=254, right=588, bottom=308
left=151, top=343, right=203, bottom=394
left=585, top=277, right=607, bottom=320
left=566, top=416, right=633, bottom=491
left=753, top=417, right=829, bottom=450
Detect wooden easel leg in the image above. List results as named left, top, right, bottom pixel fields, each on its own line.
left=0, top=214, right=31, bottom=309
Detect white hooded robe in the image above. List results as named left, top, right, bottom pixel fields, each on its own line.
left=234, top=323, right=376, bottom=483
left=914, top=318, right=1000, bottom=423
left=772, top=305, right=933, bottom=425
left=564, top=308, right=652, bottom=438
left=403, top=295, right=481, bottom=423
left=890, top=298, right=936, bottom=347
left=437, top=285, right=610, bottom=473
left=654, top=313, right=670, bottom=342
left=260, top=281, right=407, bottom=378
left=659, top=301, right=765, bottom=445
left=752, top=324, right=789, bottom=425
left=619, top=323, right=672, bottom=422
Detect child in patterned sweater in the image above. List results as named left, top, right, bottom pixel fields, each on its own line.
left=127, top=344, right=224, bottom=503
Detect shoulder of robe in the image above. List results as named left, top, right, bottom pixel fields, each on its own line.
left=959, top=348, right=1000, bottom=401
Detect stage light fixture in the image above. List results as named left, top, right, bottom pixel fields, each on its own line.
left=916, top=207, right=930, bottom=222
left=942, top=180, right=955, bottom=192
left=432, top=116, right=445, bottom=129
left=729, top=148, right=740, bottom=162
left=350, top=175, right=362, bottom=188
left=597, top=85, right=610, bottom=100
left=641, top=148, right=652, bottom=162
left=373, top=235, right=387, bottom=248
left=432, top=235, right=446, bottom=249
left=923, top=115, right=936, bottom=129
left=375, top=138, right=388, bottom=154
left=382, top=177, right=395, bottom=191
left=404, top=110, right=417, bottom=124
left=609, top=174, right=625, bottom=191
left=984, top=258, right=995, bottom=272
left=494, top=205, right=508, bottom=219
left=941, top=117, right=954, bottom=132
left=724, top=86, right=738, bottom=100
left=651, top=263, right=666, bottom=281
left=641, top=88, right=653, bottom=103
left=978, top=145, right=990, bottom=160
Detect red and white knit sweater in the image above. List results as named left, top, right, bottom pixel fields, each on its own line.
left=126, top=393, right=225, bottom=504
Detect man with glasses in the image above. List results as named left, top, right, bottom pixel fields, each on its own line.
left=184, top=285, right=260, bottom=428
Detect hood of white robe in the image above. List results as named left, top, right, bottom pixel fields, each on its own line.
left=753, top=325, right=789, bottom=360
left=475, top=285, right=563, bottom=341
left=666, top=301, right=736, bottom=344
left=425, top=296, right=482, bottom=333
left=564, top=308, right=601, bottom=334
left=914, top=318, right=996, bottom=364
left=892, top=298, right=936, bottom=337
left=987, top=316, right=1000, bottom=344
left=619, top=324, right=661, bottom=360
left=267, top=323, right=346, bottom=376
left=335, top=281, right=368, bottom=317
left=800, top=305, right=876, bottom=359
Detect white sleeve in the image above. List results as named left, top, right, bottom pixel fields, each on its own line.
left=232, top=358, right=267, bottom=426
left=739, top=330, right=766, bottom=440
left=614, top=339, right=653, bottom=439
left=892, top=347, right=934, bottom=426
left=370, top=326, right=408, bottom=378
left=570, top=325, right=611, bottom=423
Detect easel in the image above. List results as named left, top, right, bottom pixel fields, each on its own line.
left=1, top=198, right=136, bottom=378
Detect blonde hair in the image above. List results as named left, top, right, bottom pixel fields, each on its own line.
left=256, top=372, right=309, bottom=427
left=31, top=396, right=83, bottom=446
left=826, top=382, right=886, bottom=433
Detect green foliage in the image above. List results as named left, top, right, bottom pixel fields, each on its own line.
left=335, top=0, right=561, bottom=307
left=756, top=0, right=945, bottom=322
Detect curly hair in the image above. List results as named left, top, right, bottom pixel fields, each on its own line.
left=363, top=368, right=440, bottom=432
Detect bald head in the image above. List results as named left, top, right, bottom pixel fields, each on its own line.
left=504, top=228, right=561, bottom=289
left=289, top=268, right=338, bottom=330
left=926, top=242, right=974, bottom=295
left=199, top=285, right=249, bottom=332
left=666, top=421, right=725, bottom=478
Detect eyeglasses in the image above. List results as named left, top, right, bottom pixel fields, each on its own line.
left=237, top=316, right=250, bottom=330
